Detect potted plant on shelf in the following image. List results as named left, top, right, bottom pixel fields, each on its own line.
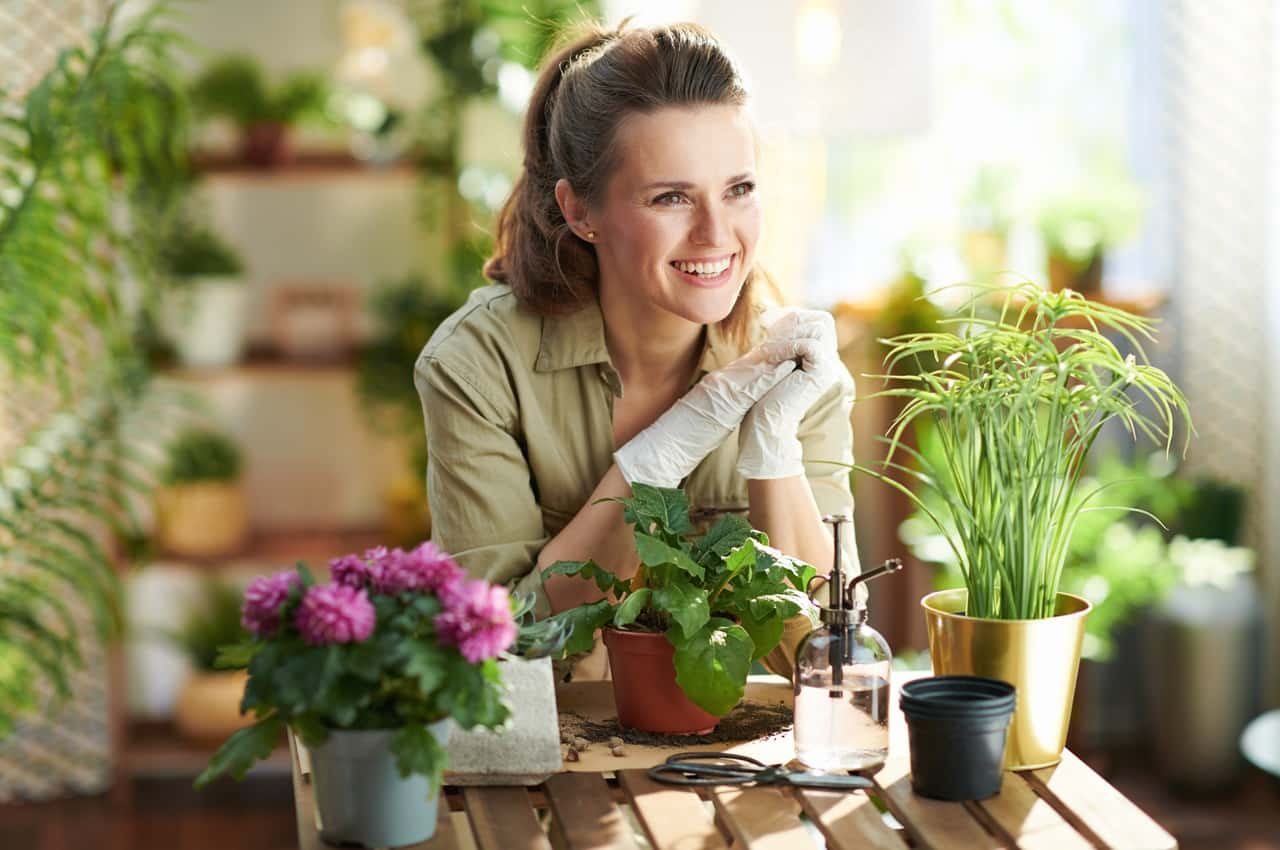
left=157, top=216, right=248, bottom=368
left=853, top=282, right=1191, bottom=768
left=1037, top=176, right=1144, bottom=295
left=445, top=592, right=572, bottom=785
left=190, top=55, right=330, bottom=168
left=155, top=427, right=249, bottom=559
left=547, top=484, right=818, bottom=734
left=195, top=543, right=516, bottom=848
left=165, top=578, right=255, bottom=741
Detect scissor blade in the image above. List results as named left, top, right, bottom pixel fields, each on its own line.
left=781, top=772, right=874, bottom=790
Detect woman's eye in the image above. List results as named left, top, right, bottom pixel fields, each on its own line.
left=728, top=181, right=756, bottom=198
left=653, top=191, right=688, bottom=206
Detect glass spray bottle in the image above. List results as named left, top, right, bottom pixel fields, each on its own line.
left=793, top=514, right=904, bottom=772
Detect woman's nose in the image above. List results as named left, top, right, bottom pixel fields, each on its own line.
left=690, top=201, right=731, bottom=246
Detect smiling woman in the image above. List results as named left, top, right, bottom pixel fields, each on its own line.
left=414, top=20, right=859, bottom=681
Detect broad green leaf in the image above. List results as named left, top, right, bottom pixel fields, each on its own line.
left=737, top=611, right=785, bottom=661
left=550, top=598, right=615, bottom=656
left=391, top=723, right=448, bottom=790
left=214, top=639, right=260, bottom=670
left=194, top=713, right=284, bottom=788
left=671, top=618, right=753, bottom=716
left=635, top=533, right=704, bottom=579
left=612, top=588, right=651, bottom=628
left=650, top=583, right=708, bottom=641
left=693, top=514, right=753, bottom=567
left=623, top=483, right=692, bottom=538
left=402, top=641, right=448, bottom=694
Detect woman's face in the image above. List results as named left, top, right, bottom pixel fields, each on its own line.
left=591, top=104, right=760, bottom=327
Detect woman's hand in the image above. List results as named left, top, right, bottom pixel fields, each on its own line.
left=737, top=309, right=842, bottom=480
left=613, top=337, right=814, bottom=487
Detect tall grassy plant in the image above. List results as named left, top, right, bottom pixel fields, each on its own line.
left=860, top=282, right=1192, bottom=620
left=0, top=5, right=189, bottom=736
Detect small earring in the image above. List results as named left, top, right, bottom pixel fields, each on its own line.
left=585, top=230, right=596, bottom=240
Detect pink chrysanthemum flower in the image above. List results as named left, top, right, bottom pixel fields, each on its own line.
left=329, top=554, right=371, bottom=589
left=435, top=579, right=516, bottom=663
left=369, top=543, right=465, bottom=596
left=241, top=570, right=300, bottom=638
left=295, top=584, right=376, bottom=646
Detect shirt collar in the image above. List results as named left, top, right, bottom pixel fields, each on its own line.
left=534, top=297, right=748, bottom=378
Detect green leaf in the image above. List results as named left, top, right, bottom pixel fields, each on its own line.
left=612, top=588, right=651, bottom=628
left=650, top=584, right=709, bottom=641
left=635, top=533, right=704, bottom=579
left=737, top=611, right=785, bottom=661
left=195, top=713, right=284, bottom=788
left=671, top=618, right=753, bottom=716
left=214, top=639, right=260, bottom=670
left=391, top=723, right=448, bottom=791
left=623, top=483, right=692, bottom=538
left=693, top=514, right=754, bottom=567
left=542, top=559, right=624, bottom=594
left=554, top=599, right=616, bottom=656
left=403, top=641, right=447, bottom=695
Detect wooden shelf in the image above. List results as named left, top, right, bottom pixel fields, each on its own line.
left=158, top=348, right=360, bottom=381
left=189, top=150, right=418, bottom=181
left=125, top=719, right=289, bottom=779
left=147, top=527, right=389, bottom=571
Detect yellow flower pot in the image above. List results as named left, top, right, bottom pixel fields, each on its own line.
left=156, top=481, right=248, bottom=559
left=922, top=588, right=1091, bottom=769
left=174, top=670, right=253, bottom=742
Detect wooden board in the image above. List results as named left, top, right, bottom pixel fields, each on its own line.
left=544, top=772, right=641, bottom=850
left=1025, top=751, right=1178, bottom=850
left=970, top=775, right=1094, bottom=850
left=709, top=785, right=811, bottom=850
left=555, top=676, right=796, bottom=772
left=463, top=787, right=551, bottom=850
left=617, top=768, right=731, bottom=850
left=796, top=788, right=912, bottom=850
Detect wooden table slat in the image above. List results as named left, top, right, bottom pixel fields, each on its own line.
left=617, top=768, right=731, bottom=850
left=971, top=774, right=1094, bottom=850
left=463, top=787, right=551, bottom=850
left=1026, top=751, right=1178, bottom=850
left=544, top=772, right=642, bottom=850
left=709, top=785, right=813, bottom=850
left=796, top=788, right=912, bottom=850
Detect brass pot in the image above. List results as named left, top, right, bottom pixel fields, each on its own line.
left=156, top=481, right=248, bottom=559
left=922, top=589, right=1090, bottom=769
left=174, top=670, right=253, bottom=742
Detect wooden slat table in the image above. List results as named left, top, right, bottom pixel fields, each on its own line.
left=292, top=674, right=1178, bottom=849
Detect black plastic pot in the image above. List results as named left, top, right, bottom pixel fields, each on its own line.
left=900, top=675, right=1016, bottom=801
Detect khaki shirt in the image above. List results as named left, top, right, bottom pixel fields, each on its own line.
left=415, top=284, right=858, bottom=678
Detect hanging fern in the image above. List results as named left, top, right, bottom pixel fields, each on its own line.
left=0, top=4, right=190, bottom=737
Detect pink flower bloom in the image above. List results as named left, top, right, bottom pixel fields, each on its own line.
left=241, top=570, right=300, bottom=638
left=329, top=554, right=371, bottom=589
left=370, top=543, right=465, bottom=596
left=295, top=584, right=376, bottom=646
left=435, top=579, right=516, bottom=663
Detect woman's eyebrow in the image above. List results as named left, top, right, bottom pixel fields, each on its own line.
left=640, top=173, right=754, bottom=191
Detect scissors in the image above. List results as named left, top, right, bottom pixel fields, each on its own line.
left=647, top=752, right=874, bottom=790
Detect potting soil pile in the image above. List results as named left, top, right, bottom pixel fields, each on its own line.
left=559, top=700, right=793, bottom=747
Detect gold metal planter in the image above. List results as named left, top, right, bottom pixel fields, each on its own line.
left=922, top=589, right=1091, bottom=769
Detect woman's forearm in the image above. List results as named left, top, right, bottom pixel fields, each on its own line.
left=747, top=476, right=834, bottom=574
left=536, top=465, right=638, bottom=612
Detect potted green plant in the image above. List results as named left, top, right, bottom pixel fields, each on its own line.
left=1037, top=177, right=1144, bottom=294
left=854, top=282, right=1192, bottom=768
left=546, top=484, right=817, bottom=734
left=164, top=578, right=255, bottom=741
left=445, top=592, right=572, bottom=785
left=157, top=216, right=248, bottom=368
left=195, top=544, right=515, bottom=847
left=156, top=427, right=248, bottom=559
left=190, top=55, right=329, bottom=167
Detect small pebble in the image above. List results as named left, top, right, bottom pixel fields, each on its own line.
left=607, top=736, right=624, bottom=748
left=565, top=747, right=580, bottom=762
left=572, top=736, right=590, bottom=750
left=560, top=733, right=572, bottom=744
left=610, top=745, right=626, bottom=757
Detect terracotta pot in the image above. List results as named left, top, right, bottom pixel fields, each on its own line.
left=239, top=122, right=292, bottom=168
left=602, top=627, right=720, bottom=735
left=155, top=480, right=249, bottom=559
left=174, top=670, right=253, bottom=742
left=1048, top=251, right=1103, bottom=294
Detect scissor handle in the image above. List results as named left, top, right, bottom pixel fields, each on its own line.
left=663, top=751, right=768, bottom=769
left=647, top=751, right=770, bottom=787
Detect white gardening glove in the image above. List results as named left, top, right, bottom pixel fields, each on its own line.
left=614, top=338, right=817, bottom=487
left=737, top=309, right=842, bottom=480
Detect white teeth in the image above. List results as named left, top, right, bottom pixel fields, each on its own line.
left=673, top=257, right=731, bottom=276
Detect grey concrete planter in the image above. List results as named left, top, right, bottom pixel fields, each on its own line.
left=446, top=656, right=562, bottom=785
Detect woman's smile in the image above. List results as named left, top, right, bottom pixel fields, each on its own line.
left=669, top=252, right=736, bottom=288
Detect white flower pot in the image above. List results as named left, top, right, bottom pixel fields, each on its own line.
left=445, top=655, right=562, bottom=785
left=162, top=277, right=248, bottom=368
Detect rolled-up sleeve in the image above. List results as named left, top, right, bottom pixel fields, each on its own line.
left=415, top=352, right=550, bottom=608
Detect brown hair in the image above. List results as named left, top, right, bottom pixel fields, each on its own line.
left=483, top=20, right=775, bottom=349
